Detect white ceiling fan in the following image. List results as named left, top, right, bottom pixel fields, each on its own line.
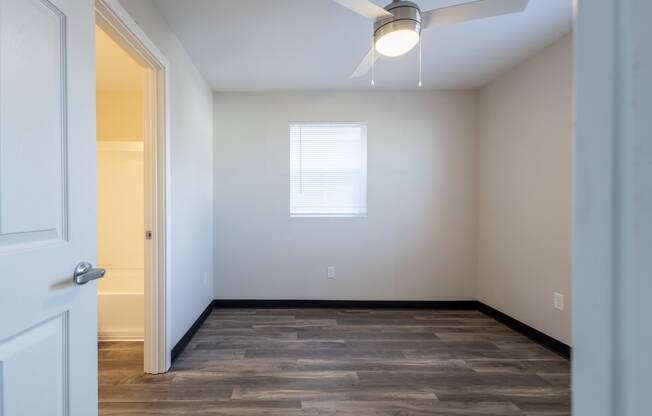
left=332, top=0, right=529, bottom=77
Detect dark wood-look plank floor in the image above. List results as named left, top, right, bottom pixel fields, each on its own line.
left=99, top=309, right=570, bottom=415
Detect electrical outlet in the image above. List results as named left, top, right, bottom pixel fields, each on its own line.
left=327, top=266, right=335, bottom=279
left=203, top=272, right=208, bottom=286
left=554, top=292, right=564, bottom=311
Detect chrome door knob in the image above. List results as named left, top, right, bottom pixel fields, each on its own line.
left=73, top=262, right=106, bottom=285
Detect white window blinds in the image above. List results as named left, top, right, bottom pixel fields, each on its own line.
left=290, top=123, right=367, bottom=217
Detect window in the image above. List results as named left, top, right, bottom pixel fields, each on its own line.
left=290, top=123, right=367, bottom=217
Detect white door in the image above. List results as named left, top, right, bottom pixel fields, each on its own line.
left=0, top=0, right=98, bottom=415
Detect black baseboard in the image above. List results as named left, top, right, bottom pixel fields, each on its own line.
left=171, top=299, right=571, bottom=363
left=477, top=302, right=571, bottom=359
left=170, top=300, right=215, bottom=363
left=212, top=299, right=479, bottom=310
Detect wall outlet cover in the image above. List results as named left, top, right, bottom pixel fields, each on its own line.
left=327, top=266, right=335, bottom=279
left=554, top=292, right=564, bottom=311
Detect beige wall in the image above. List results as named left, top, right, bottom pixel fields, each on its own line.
left=213, top=91, right=477, bottom=300
left=95, top=25, right=145, bottom=142
left=96, top=91, right=144, bottom=141
left=476, top=33, right=573, bottom=344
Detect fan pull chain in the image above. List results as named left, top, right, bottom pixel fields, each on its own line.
left=371, top=40, right=376, bottom=86
left=299, top=127, right=303, bottom=194
left=418, top=37, right=422, bottom=88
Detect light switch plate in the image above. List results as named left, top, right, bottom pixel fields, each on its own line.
left=554, top=292, right=564, bottom=311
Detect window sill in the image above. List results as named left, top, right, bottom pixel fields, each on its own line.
left=290, top=213, right=367, bottom=218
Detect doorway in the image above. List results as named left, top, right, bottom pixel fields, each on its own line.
left=95, top=0, right=169, bottom=374
left=96, top=22, right=145, bottom=344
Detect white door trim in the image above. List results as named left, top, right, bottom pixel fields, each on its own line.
left=573, top=0, right=652, bottom=415
left=95, top=0, right=172, bottom=373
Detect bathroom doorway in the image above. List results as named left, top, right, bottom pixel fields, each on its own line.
left=95, top=0, right=169, bottom=374
left=96, top=23, right=146, bottom=345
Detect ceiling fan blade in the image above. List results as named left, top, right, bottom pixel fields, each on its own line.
left=351, top=47, right=380, bottom=78
left=422, top=0, right=528, bottom=30
left=331, top=0, right=393, bottom=20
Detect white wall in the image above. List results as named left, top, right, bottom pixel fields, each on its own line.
left=213, top=91, right=477, bottom=300
left=476, top=33, right=573, bottom=344
left=119, top=0, right=214, bottom=347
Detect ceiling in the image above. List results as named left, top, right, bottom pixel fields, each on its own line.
left=96, top=26, right=145, bottom=92
left=150, top=0, right=572, bottom=91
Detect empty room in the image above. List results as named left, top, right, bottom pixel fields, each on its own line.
left=1, top=0, right=650, bottom=416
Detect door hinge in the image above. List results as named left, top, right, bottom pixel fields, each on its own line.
left=145, top=230, right=153, bottom=240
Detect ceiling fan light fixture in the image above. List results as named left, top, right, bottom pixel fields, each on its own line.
left=373, top=1, right=422, bottom=57
left=375, top=29, right=420, bottom=57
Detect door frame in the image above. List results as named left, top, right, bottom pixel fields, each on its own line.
left=573, top=0, right=652, bottom=415
left=95, top=0, right=171, bottom=374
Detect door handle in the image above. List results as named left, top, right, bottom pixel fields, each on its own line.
left=73, top=262, right=106, bottom=285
